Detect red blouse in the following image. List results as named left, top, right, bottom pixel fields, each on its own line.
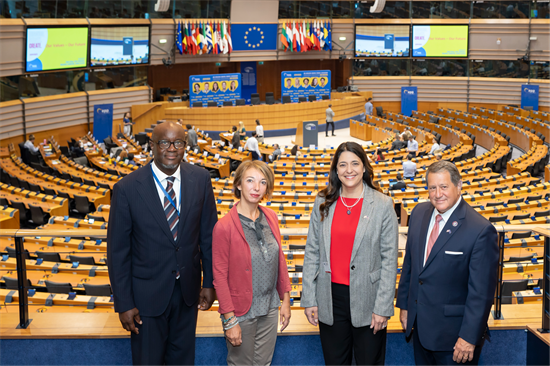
left=330, top=198, right=363, bottom=286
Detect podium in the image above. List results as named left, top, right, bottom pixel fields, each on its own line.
left=292, top=120, right=319, bottom=147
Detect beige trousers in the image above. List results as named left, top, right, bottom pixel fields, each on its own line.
left=226, top=307, right=279, bottom=366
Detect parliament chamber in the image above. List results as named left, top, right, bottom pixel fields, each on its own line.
left=0, top=0, right=549, bottom=365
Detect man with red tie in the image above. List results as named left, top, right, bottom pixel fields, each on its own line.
left=396, top=161, right=498, bottom=365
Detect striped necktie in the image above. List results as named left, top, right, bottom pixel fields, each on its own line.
left=164, top=176, right=178, bottom=241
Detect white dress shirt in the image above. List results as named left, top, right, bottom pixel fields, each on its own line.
left=24, top=140, right=39, bottom=153
left=408, top=139, right=418, bottom=152
left=244, top=136, right=262, bottom=157
left=423, top=196, right=462, bottom=265
left=255, top=125, right=264, bottom=137
left=151, top=161, right=181, bottom=212
left=429, top=142, right=440, bottom=155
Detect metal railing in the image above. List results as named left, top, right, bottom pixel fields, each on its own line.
left=1, top=225, right=548, bottom=332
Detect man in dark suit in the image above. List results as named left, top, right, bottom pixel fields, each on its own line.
left=396, top=161, right=498, bottom=365
left=390, top=135, right=407, bottom=151
left=390, top=173, right=407, bottom=191
left=108, top=122, right=218, bottom=365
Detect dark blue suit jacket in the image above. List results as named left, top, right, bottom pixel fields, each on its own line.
left=107, top=161, right=218, bottom=317
left=396, top=198, right=498, bottom=351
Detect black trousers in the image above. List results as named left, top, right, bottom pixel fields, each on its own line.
left=326, top=121, right=335, bottom=136
left=319, top=283, right=387, bottom=365
left=131, top=279, right=199, bottom=365
left=412, top=320, right=484, bottom=365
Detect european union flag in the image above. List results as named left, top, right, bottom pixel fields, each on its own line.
left=231, top=24, right=278, bottom=51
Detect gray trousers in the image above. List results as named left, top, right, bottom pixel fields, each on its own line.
left=226, top=307, right=278, bottom=366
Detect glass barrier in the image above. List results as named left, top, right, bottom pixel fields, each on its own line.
left=353, top=59, right=410, bottom=77
left=472, top=0, right=531, bottom=18
left=0, top=66, right=148, bottom=102
left=411, top=59, right=468, bottom=76
left=411, top=1, right=472, bottom=18
left=470, top=60, right=530, bottom=78
left=530, top=61, right=550, bottom=79
left=0, top=0, right=231, bottom=19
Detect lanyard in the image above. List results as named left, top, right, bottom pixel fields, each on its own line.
left=151, top=165, right=179, bottom=217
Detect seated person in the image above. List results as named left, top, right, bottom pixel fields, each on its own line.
left=429, top=137, right=440, bottom=155
left=24, top=134, right=39, bottom=153
left=244, top=131, right=262, bottom=161
left=269, top=144, right=282, bottom=162
left=126, top=153, right=137, bottom=166
left=402, top=154, right=417, bottom=179
left=375, top=147, right=384, bottom=162
left=390, top=173, right=407, bottom=190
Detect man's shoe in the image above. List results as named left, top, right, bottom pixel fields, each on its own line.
left=332, top=134, right=336, bottom=136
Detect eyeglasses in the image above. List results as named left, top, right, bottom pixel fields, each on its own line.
left=153, top=140, right=186, bottom=150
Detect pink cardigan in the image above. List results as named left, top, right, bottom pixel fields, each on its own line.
left=212, top=202, right=291, bottom=316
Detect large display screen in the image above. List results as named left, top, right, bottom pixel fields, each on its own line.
left=281, top=70, right=331, bottom=103
left=90, top=26, right=149, bottom=67
left=355, top=25, right=410, bottom=57
left=26, top=27, right=88, bottom=72
left=189, top=73, right=242, bottom=107
left=412, top=25, right=468, bottom=58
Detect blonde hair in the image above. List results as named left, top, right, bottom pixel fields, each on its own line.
left=233, top=161, right=274, bottom=201
left=239, top=121, right=244, bottom=128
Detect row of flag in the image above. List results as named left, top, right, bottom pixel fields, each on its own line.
left=176, top=20, right=233, bottom=55
left=280, top=20, right=332, bottom=52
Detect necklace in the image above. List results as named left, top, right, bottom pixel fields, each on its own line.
left=339, top=186, right=364, bottom=215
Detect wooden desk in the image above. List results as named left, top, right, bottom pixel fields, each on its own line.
left=526, top=324, right=550, bottom=365
left=0, top=206, right=19, bottom=229
left=165, top=96, right=366, bottom=133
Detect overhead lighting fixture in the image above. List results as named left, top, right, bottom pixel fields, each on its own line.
left=370, top=0, right=386, bottom=13
left=159, top=39, right=167, bottom=44
left=154, top=0, right=170, bottom=12
left=339, top=36, right=346, bottom=41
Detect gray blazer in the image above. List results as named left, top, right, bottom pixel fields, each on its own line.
left=301, top=183, right=399, bottom=327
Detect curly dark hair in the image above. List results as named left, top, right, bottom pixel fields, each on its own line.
left=318, top=141, right=381, bottom=220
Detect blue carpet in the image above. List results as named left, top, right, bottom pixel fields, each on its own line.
left=0, top=330, right=525, bottom=365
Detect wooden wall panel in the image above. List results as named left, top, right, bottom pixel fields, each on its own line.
left=0, top=100, right=24, bottom=141
left=469, top=77, right=524, bottom=105
left=530, top=21, right=550, bottom=62
left=411, top=77, right=468, bottom=103
left=532, top=80, right=550, bottom=109
left=23, top=93, right=88, bottom=134
left=0, top=19, right=25, bottom=77
left=150, top=20, right=176, bottom=66
left=350, top=77, right=408, bottom=102
left=469, top=21, right=530, bottom=60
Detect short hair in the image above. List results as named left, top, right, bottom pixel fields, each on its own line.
left=186, top=124, right=192, bottom=130
left=233, top=160, right=274, bottom=200
left=255, top=119, right=260, bottom=125
left=408, top=135, right=414, bottom=140
left=368, top=97, right=372, bottom=101
left=232, top=126, right=237, bottom=132
left=328, top=104, right=332, bottom=107
left=128, top=153, right=134, bottom=160
left=252, top=131, right=257, bottom=137
left=426, top=161, right=461, bottom=187
left=406, top=154, right=413, bottom=160
left=396, top=173, right=402, bottom=180
left=29, top=134, right=35, bottom=140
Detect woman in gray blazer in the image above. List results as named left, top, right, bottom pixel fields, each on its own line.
left=302, top=141, right=399, bottom=365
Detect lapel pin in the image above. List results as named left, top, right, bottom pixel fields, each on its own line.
left=364, top=216, right=368, bottom=219
left=446, top=230, right=452, bottom=234
left=452, top=221, right=458, bottom=227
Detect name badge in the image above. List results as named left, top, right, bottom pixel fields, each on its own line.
left=323, top=262, right=331, bottom=273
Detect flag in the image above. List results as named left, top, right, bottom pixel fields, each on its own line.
left=292, top=22, right=298, bottom=52
left=310, top=21, right=316, bottom=50
left=314, top=21, right=321, bottom=50
left=319, top=21, right=325, bottom=49
left=201, top=22, right=208, bottom=53
left=212, top=22, right=218, bottom=54
left=176, top=21, right=183, bottom=55
left=281, top=21, right=289, bottom=51
left=324, top=21, right=332, bottom=51
left=286, top=22, right=293, bottom=52
left=206, top=21, right=213, bottom=54
left=221, top=21, right=227, bottom=54
left=299, top=22, right=306, bottom=52
left=187, top=22, right=194, bottom=55
left=196, top=22, right=202, bottom=54
left=226, top=21, right=232, bottom=53
left=303, top=21, right=312, bottom=51
left=182, top=22, right=188, bottom=54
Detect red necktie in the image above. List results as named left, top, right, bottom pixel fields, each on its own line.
left=425, top=214, right=443, bottom=263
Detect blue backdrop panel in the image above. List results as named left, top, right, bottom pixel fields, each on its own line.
left=92, top=104, right=113, bottom=142
left=281, top=70, right=331, bottom=103
left=401, top=86, right=418, bottom=117
left=189, top=73, right=241, bottom=107
left=231, top=24, right=278, bottom=51
left=240, top=61, right=257, bottom=104
left=521, top=84, right=539, bottom=111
